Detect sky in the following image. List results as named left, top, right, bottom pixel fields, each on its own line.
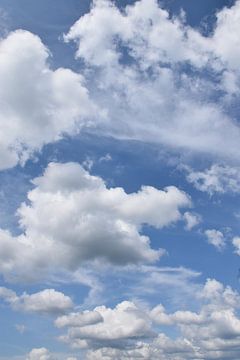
left=1, top=0, right=240, bottom=359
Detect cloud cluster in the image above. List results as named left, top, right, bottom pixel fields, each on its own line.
left=0, top=30, right=97, bottom=170
left=65, top=0, right=240, bottom=161
left=1, top=0, right=240, bottom=172
left=0, top=162, right=190, bottom=281
left=57, top=279, right=240, bottom=360
left=185, top=164, right=240, bottom=194
left=57, top=301, right=154, bottom=350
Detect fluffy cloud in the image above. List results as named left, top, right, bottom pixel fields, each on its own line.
left=185, top=164, right=240, bottom=194
left=0, top=287, right=73, bottom=315
left=0, top=162, right=190, bottom=281
left=58, top=301, right=154, bottom=350
left=205, top=229, right=226, bottom=251
left=64, top=0, right=240, bottom=161
left=64, top=279, right=240, bottom=360
left=0, top=30, right=97, bottom=170
left=26, top=348, right=54, bottom=360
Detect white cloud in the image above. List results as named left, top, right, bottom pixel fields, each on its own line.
left=0, top=30, right=97, bottom=170
left=55, top=310, right=103, bottom=328
left=1, top=1, right=240, bottom=171
left=0, top=162, right=190, bottom=281
left=57, top=279, right=240, bottom=360
left=0, top=287, right=73, bottom=315
left=205, top=229, right=226, bottom=251
left=58, top=301, right=154, bottom=350
left=1, top=1, right=240, bottom=170
left=26, top=348, right=54, bottom=360
left=183, top=211, right=201, bottom=231
left=64, top=0, right=240, bottom=161
left=25, top=349, right=77, bottom=360
left=185, top=164, right=240, bottom=194
left=232, top=236, right=240, bottom=256
left=212, top=1, right=240, bottom=71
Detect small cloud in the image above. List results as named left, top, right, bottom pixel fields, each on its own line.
left=183, top=212, right=201, bottom=231
left=82, top=157, right=94, bottom=171
left=15, top=324, right=26, bottom=334
left=232, top=236, right=240, bottom=256
left=99, top=153, right=112, bottom=163
left=205, top=229, right=226, bottom=251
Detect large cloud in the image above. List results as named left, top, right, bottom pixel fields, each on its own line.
left=2, top=1, right=240, bottom=170
left=58, top=279, right=240, bottom=359
left=65, top=0, right=240, bottom=161
left=0, top=30, right=97, bottom=170
left=0, top=162, right=190, bottom=281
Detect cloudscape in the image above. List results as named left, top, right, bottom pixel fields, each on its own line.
left=1, top=0, right=240, bottom=359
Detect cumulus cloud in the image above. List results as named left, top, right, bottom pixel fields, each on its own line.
left=58, top=301, right=154, bottom=350
left=0, top=30, right=97, bottom=170
left=64, top=0, right=240, bottom=161
left=185, top=164, right=240, bottom=194
left=26, top=349, right=77, bottom=360
left=63, top=279, right=240, bottom=360
left=205, top=229, right=226, bottom=251
left=232, top=236, right=240, bottom=256
left=26, top=348, right=55, bottom=360
left=0, top=287, right=73, bottom=315
left=0, top=162, right=190, bottom=281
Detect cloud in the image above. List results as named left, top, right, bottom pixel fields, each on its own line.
left=26, top=348, right=54, bottom=360
left=66, top=279, right=240, bottom=360
left=0, top=162, right=190, bottom=281
left=15, top=324, right=26, bottom=334
left=183, top=211, right=201, bottom=231
left=64, top=0, right=240, bottom=162
left=205, top=229, right=226, bottom=251
left=0, top=287, right=73, bottom=315
left=1, top=1, right=240, bottom=170
left=58, top=301, right=154, bottom=350
left=185, top=164, right=240, bottom=194
left=55, top=310, right=103, bottom=328
left=26, top=349, right=77, bottom=360
left=232, top=236, right=240, bottom=256
left=0, top=30, right=97, bottom=170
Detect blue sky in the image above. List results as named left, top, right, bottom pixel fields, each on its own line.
left=1, top=0, right=240, bottom=359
